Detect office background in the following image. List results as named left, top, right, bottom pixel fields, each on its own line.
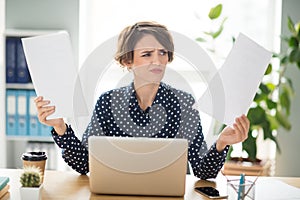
left=0, top=0, right=299, bottom=177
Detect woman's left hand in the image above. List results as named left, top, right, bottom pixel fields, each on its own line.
left=216, top=114, right=250, bottom=152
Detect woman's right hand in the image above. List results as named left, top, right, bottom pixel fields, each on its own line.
left=34, top=96, right=66, bottom=135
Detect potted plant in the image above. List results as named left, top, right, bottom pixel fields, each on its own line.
left=19, top=166, right=43, bottom=200
left=232, top=16, right=300, bottom=162
left=196, top=5, right=300, bottom=175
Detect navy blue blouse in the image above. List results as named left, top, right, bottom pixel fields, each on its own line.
left=51, top=82, right=228, bottom=179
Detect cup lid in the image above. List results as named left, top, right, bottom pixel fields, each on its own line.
left=21, top=152, right=47, bottom=161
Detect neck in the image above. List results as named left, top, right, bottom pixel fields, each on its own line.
left=134, top=82, right=159, bottom=111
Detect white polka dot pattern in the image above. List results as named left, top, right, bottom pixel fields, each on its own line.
left=51, top=82, right=229, bottom=179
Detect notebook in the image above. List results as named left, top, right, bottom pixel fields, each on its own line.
left=88, top=136, right=188, bottom=196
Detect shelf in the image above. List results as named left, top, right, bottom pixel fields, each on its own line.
left=6, top=136, right=53, bottom=142
left=6, top=83, right=34, bottom=90
left=5, top=29, right=63, bottom=37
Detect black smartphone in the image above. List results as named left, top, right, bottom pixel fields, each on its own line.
left=194, top=187, right=228, bottom=199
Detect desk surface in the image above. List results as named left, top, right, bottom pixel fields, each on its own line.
left=1, top=168, right=300, bottom=200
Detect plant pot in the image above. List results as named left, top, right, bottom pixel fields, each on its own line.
left=20, top=184, right=42, bottom=200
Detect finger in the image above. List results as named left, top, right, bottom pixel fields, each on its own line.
left=238, top=116, right=249, bottom=141
left=36, top=100, right=51, bottom=109
left=238, top=115, right=250, bottom=134
left=39, top=107, right=55, bottom=123
left=34, top=96, right=44, bottom=103
left=233, top=117, right=243, bottom=134
left=39, top=105, right=55, bottom=115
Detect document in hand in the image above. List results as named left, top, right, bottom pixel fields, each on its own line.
left=22, top=31, right=86, bottom=119
left=196, top=33, right=272, bottom=126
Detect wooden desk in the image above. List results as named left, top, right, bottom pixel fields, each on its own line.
left=1, top=168, right=300, bottom=200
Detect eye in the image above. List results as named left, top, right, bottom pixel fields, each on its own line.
left=141, top=52, right=151, bottom=57
left=159, top=50, right=168, bottom=56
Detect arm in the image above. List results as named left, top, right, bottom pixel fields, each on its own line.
left=188, top=125, right=229, bottom=179
left=175, top=93, right=228, bottom=179
left=175, top=91, right=249, bottom=179
left=51, top=125, right=89, bottom=174
left=52, top=102, right=108, bottom=174
left=35, top=95, right=108, bottom=174
left=186, top=116, right=249, bottom=179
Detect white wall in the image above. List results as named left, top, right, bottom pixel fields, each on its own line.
left=5, top=0, right=80, bottom=63
left=275, top=0, right=300, bottom=177
left=79, top=0, right=282, bottom=146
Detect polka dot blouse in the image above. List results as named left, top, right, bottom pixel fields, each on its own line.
left=51, top=82, right=229, bottom=179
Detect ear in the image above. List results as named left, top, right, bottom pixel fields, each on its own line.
left=121, top=60, right=133, bottom=68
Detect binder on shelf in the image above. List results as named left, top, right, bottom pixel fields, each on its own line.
left=6, top=90, right=17, bottom=136
left=16, top=90, right=28, bottom=136
left=16, top=38, right=31, bottom=83
left=40, top=123, right=52, bottom=137
left=28, top=90, right=39, bottom=136
left=5, top=37, right=17, bottom=83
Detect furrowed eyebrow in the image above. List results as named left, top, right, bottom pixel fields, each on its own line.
left=139, top=48, right=167, bottom=53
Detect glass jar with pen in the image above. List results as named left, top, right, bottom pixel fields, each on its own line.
left=227, top=173, right=256, bottom=200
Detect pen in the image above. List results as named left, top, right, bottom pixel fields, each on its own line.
left=237, top=173, right=245, bottom=200
left=244, top=170, right=262, bottom=197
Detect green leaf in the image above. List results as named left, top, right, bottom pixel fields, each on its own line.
left=266, top=99, right=277, bottom=109
left=281, top=55, right=289, bottom=64
left=261, top=122, right=281, bottom=153
left=208, top=4, right=223, bottom=20
left=204, top=18, right=227, bottom=39
left=286, top=78, right=294, bottom=95
left=253, top=92, right=266, bottom=103
left=266, top=83, right=276, bottom=92
left=287, top=16, right=297, bottom=35
left=275, top=110, right=291, bottom=130
left=242, top=132, right=257, bottom=161
left=212, top=26, right=224, bottom=39
left=279, top=89, right=291, bottom=115
left=247, top=106, right=266, bottom=125
left=289, top=49, right=300, bottom=63
left=266, top=114, right=280, bottom=130
left=264, top=63, right=272, bottom=75
left=288, top=37, right=299, bottom=48
left=259, top=83, right=270, bottom=95
left=286, top=78, right=295, bottom=96
left=195, top=37, right=206, bottom=42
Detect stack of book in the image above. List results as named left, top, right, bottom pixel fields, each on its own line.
left=222, top=159, right=272, bottom=176
left=0, top=177, right=10, bottom=199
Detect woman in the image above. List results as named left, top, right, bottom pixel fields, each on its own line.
left=35, top=21, right=249, bottom=179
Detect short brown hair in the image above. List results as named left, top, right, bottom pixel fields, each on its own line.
left=115, top=21, right=174, bottom=66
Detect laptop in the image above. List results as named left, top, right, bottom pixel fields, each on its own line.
left=88, top=136, right=188, bottom=196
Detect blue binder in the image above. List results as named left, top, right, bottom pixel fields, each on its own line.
left=6, top=90, right=17, bottom=136
left=5, top=37, right=17, bottom=83
left=16, top=38, right=31, bottom=83
left=40, top=123, right=52, bottom=137
left=16, top=90, right=28, bottom=136
left=28, top=90, right=39, bottom=136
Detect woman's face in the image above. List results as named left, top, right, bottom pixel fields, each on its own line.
left=129, top=34, right=169, bottom=87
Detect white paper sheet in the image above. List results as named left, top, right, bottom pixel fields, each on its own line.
left=22, top=31, right=79, bottom=119
left=196, top=33, right=272, bottom=126
left=256, top=179, right=300, bottom=199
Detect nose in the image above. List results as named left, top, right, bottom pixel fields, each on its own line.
left=151, top=50, right=161, bottom=65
